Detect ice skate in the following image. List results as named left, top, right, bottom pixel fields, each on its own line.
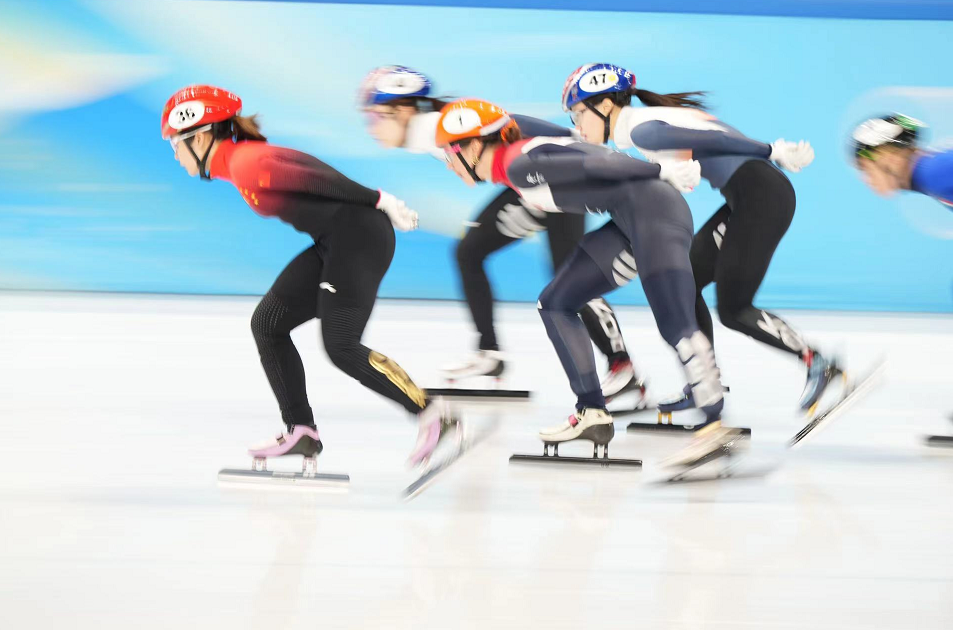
left=428, top=350, right=530, bottom=399
left=630, top=333, right=748, bottom=436
left=408, top=397, right=462, bottom=467
left=799, top=349, right=843, bottom=414
left=661, top=420, right=748, bottom=470
left=790, top=359, right=885, bottom=448
left=602, top=358, right=648, bottom=408
left=442, top=349, right=505, bottom=382
left=218, top=424, right=349, bottom=487
left=509, top=407, right=642, bottom=468
left=404, top=399, right=496, bottom=500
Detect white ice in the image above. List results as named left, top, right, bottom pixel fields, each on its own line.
left=1, top=292, right=951, bottom=629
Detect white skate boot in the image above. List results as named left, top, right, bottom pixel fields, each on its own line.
left=441, top=350, right=505, bottom=383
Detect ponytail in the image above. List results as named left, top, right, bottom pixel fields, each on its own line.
left=584, top=87, right=709, bottom=112
left=500, top=122, right=523, bottom=144
left=631, top=88, right=708, bottom=110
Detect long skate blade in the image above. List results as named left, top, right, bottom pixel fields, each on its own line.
left=217, top=468, right=350, bottom=488
left=627, top=420, right=752, bottom=435
left=789, top=359, right=885, bottom=449
left=402, top=421, right=498, bottom=501
left=425, top=387, right=530, bottom=400
left=925, top=435, right=953, bottom=448
left=508, top=454, right=642, bottom=468
left=660, top=461, right=776, bottom=484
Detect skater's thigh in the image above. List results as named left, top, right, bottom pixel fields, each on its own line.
left=715, top=200, right=794, bottom=309
left=266, top=245, right=323, bottom=324
left=319, top=206, right=395, bottom=316
left=458, top=189, right=526, bottom=260
left=690, top=205, right=731, bottom=291
left=541, top=230, right=624, bottom=311
left=613, top=180, right=694, bottom=278
left=542, top=211, right=585, bottom=272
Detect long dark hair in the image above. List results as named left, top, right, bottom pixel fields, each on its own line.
left=586, top=87, right=708, bottom=111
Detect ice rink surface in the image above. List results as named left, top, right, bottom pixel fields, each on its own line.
left=2, top=292, right=951, bottom=629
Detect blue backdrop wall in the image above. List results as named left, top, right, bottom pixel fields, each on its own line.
left=0, top=0, right=951, bottom=311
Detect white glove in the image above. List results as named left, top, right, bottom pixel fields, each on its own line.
left=376, top=190, right=419, bottom=232
left=769, top=139, right=815, bottom=172
left=658, top=159, right=701, bottom=193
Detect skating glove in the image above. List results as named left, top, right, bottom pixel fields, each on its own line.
left=769, top=139, right=815, bottom=172
left=658, top=159, right=701, bottom=193
left=376, top=190, right=419, bottom=232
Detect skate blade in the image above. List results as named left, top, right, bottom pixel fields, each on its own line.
left=789, top=359, right=885, bottom=448
left=508, top=453, right=642, bottom=468
left=425, top=387, right=530, bottom=400
left=626, top=420, right=752, bottom=436
left=924, top=435, right=953, bottom=449
left=402, top=420, right=498, bottom=501
left=217, top=468, right=350, bottom=491
left=658, top=460, right=776, bottom=484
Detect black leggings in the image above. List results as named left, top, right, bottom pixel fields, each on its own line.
left=455, top=188, right=628, bottom=361
left=251, top=207, right=427, bottom=428
left=692, top=160, right=807, bottom=357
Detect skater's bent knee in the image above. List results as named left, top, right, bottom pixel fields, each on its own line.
left=716, top=302, right=748, bottom=332
left=251, top=293, right=283, bottom=340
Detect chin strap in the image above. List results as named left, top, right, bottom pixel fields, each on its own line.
left=584, top=102, right=612, bottom=144
left=455, top=141, right=487, bottom=184
left=185, top=137, right=215, bottom=180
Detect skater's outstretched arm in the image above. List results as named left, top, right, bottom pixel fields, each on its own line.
left=257, top=155, right=381, bottom=207
left=628, top=120, right=772, bottom=159
left=253, top=153, right=418, bottom=230
left=507, top=142, right=662, bottom=185
left=511, top=114, right=575, bottom=139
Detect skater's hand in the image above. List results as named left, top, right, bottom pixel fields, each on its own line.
left=770, top=139, right=815, bottom=172
left=658, top=159, right=701, bottom=193
left=376, top=190, right=419, bottom=232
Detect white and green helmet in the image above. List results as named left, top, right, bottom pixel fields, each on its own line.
left=852, top=113, right=925, bottom=161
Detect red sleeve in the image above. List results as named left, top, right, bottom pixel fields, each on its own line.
left=231, top=144, right=380, bottom=208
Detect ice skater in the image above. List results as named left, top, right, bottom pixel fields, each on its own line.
left=851, top=113, right=952, bottom=208
left=560, top=63, right=840, bottom=434
left=161, top=84, right=458, bottom=474
left=434, top=98, right=726, bottom=464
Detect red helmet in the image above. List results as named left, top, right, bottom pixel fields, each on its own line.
left=161, top=85, right=241, bottom=139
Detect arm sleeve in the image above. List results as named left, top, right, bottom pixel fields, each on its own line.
left=629, top=120, right=772, bottom=158
left=508, top=145, right=662, bottom=186
left=511, top=114, right=574, bottom=139
left=259, top=156, right=380, bottom=207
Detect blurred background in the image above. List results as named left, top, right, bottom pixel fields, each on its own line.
left=1, top=0, right=951, bottom=310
